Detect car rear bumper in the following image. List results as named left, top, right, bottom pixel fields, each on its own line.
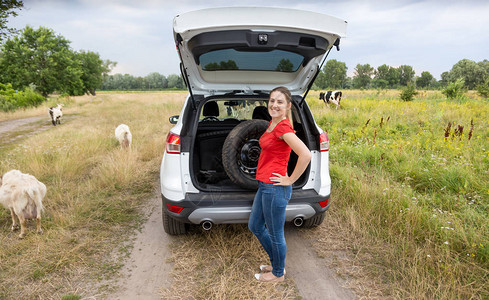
left=161, top=189, right=330, bottom=225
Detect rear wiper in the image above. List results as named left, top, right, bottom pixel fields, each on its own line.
left=253, top=90, right=268, bottom=96
left=224, top=90, right=267, bottom=96
left=224, top=90, right=243, bottom=96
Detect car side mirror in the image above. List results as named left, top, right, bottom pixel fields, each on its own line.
left=169, top=115, right=179, bottom=124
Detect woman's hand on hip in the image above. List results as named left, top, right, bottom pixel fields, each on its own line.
left=270, top=173, right=293, bottom=186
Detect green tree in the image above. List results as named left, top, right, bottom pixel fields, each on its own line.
left=387, top=67, right=401, bottom=87
left=416, top=71, right=434, bottom=88
left=374, top=64, right=390, bottom=87
left=0, top=26, right=77, bottom=96
left=204, top=62, right=219, bottom=71
left=275, top=59, right=294, bottom=72
left=220, top=60, right=238, bottom=70
left=167, top=74, right=184, bottom=89
left=446, top=59, right=486, bottom=89
left=76, top=50, right=115, bottom=95
left=316, top=59, right=347, bottom=89
left=135, top=76, right=145, bottom=89
left=123, top=74, right=137, bottom=89
left=375, top=64, right=390, bottom=81
left=375, top=64, right=400, bottom=88
left=478, top=59, right=489, bottom=75
left=352, top=63, right=374, bottom=89
left=0, top=0, right=23, bottom=42
left=371, top=78, right=389, bottom=89
left=0, top=26, right=114, bottom=96
left=398, top=65, right=415, bottom=86
left=145, top=72, right=167, bottom=89
left=102, top=73, right=125, bottom=90
left=204, top=60, right=238, bottom=71
left=440, top=71, right=450, bottom=87
left=60, top=58, right=85, bottom=96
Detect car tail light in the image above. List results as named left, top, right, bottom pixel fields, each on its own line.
left=319, top=198, right=330, bottom=208
left=319, top=132, right=330, bottom=152
left=166, top=132, right=180, bottom=154
left=166, top=203, right=184, bottom=213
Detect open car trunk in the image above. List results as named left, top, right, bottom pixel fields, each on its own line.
left=174, top=7, right=347, bottom=96
left=189, top=96, right=314, bottom=191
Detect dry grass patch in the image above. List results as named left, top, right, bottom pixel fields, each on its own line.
left=0, top=92, right=186, bottom=299
left=161, top=225, right=298, bottom=299
left=0, top=105, right=49, bottom=122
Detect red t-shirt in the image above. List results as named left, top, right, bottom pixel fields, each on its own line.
left=256, top=119, right=295, bottom=183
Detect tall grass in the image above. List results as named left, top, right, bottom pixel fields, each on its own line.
left=308, top=89, right=489, bottom=298
left=0, top=92, right=184, bottom=299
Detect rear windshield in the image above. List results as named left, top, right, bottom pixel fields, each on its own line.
left=199, top=49, right=304, bottom=72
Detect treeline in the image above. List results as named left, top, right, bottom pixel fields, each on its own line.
left=102, top=58, right=489, bottom=98
left=0, top=25, right=114, bottom=111
left=314, top=59, right=489, bottom=96
left=0, top=26, right=114, bottom=97
left=101, top=73, right=185, bottom=91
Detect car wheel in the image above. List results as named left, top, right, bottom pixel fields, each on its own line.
left=162, top=209, right=187, bottom=235
left=302, top=213, right=325, bottom=228
left=222, top=119, right=268, bottom=190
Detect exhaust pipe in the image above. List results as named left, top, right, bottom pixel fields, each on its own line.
left=293, top=217, right=304, bottom=227
left=201, top=220, right=213, bottom=231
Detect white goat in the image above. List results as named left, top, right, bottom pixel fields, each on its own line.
left=0, top=170, right=46, bottom=238
left=115, top=124, right=132, bottom=149
left=49, top=104, right=63, bottom=126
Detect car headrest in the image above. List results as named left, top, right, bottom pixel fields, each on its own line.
left=203, top=101, right=219, bottom=117
left=252, top=106, right=271, bottom=121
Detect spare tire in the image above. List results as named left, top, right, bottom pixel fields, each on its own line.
left=222, top=119, right=269, bottom=190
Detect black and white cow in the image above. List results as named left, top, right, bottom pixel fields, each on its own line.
left=319, top=91, right=342, bottom=109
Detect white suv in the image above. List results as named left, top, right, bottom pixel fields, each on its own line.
left=160, top=7, right=347, bottom=235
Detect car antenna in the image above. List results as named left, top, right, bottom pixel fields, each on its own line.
left=300, top=38, right=338, bottom=107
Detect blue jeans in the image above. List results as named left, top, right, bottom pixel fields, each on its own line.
left=248, top=181, right=292, bottom=277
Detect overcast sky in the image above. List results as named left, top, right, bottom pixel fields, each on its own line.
left=7, top=0, right=489, bottom=79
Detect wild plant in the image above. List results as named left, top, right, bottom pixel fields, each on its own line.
left=475, top=77, right=489, bottom=98
left=399, top=84, right=418, bottom=101
left=442, top=78, right=467, bottom=100
left=468, top=119, right=474, bottom=141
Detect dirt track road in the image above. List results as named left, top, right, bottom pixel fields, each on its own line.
left=108, top=191, right=356, bottom=300
left=0, top=116, right=51, bottom=146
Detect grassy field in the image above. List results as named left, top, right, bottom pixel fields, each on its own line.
left=309, top=89, right=489, bottom=298
left=0, top=90, right=488, bottom=299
